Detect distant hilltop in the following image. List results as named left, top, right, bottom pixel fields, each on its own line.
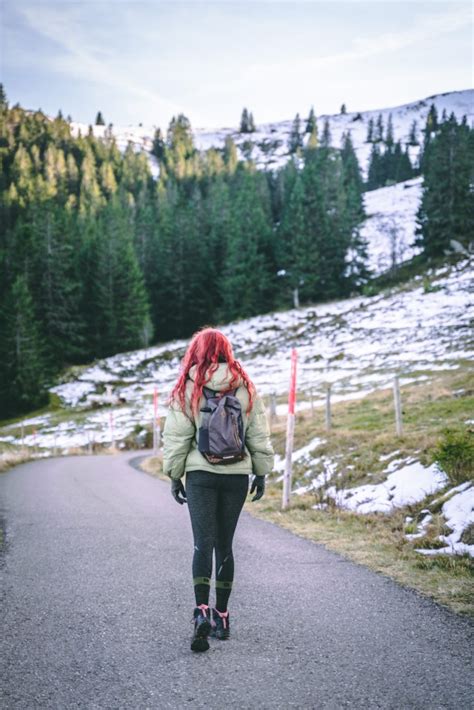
left=70, top=89, right=473, bottom=176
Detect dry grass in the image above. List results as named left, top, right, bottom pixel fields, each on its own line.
left=139, top=454, right=168, bottom=481
left=248, top=487, right=474, bottom=617
left=255, top=369, right=474, bottom=616
left=0, top=450, right=36, bottom=473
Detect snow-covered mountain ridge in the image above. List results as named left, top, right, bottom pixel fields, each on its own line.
left=70, top=89, right=473, bottom=175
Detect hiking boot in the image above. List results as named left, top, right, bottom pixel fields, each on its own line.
left=211, top=608, right=230, bottom=640
left=190, top=604, right=211, bottom=652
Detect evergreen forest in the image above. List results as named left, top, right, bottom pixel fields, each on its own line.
left=0, top=84, right=472, bottom=417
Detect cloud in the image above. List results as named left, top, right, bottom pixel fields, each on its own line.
left=14, top=3, right=183, bottom=120
left=240, top=4, right=472, bottom=81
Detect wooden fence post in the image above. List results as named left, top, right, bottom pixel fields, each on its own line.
left=109, top=411, right=115, bottom=450
left=153, top=386, right=158, bottom=455
left=393, top=376, right=403, bottom=436
left=269, top=392, right=277, bottom=424
left=325, top=384, right=332, bottom=431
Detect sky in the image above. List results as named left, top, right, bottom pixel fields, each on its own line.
left=1, top=0, right=472, bottom=130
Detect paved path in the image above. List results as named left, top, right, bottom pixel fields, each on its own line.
left=1, top=452, right=472, bottom=709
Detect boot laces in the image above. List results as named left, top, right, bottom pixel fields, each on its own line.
left=214, top=608, right=229, bottom=630
left=191, top=604, right=209, bottom=623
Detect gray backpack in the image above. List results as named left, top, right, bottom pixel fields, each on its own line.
left=198, top=387, right=246, bottom=465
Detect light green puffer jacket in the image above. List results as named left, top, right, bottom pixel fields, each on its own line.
left=162, top=363, right=274, bottom=480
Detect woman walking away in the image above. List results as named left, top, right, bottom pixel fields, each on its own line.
left=163, top=328, right=274, bottom=653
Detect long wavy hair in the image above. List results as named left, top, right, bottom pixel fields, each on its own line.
left=169, top=328, right=255, bottom=415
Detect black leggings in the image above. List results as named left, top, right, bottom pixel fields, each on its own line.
left=185, top=470, right=249, bottom=611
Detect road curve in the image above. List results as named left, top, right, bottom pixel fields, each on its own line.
left=1, top=452, right=472, bottom=709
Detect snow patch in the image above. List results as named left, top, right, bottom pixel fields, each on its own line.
left=327, top=461, right=448, bottom=514
left=416, top=483, right=474, bottom=557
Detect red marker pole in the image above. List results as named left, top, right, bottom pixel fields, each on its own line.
left=282, top=348, right=298, bottom=510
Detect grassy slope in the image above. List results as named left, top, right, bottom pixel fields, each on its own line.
left=251, top=367, right=474, bottom=616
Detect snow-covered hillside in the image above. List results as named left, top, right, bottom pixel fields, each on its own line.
left=70, top=89, right=473, bottom=176
left=1, top=257, right=471, bottom=453
left=2, top=258, right=472, bottom=554
left=361, top=177, right=423, bottom=273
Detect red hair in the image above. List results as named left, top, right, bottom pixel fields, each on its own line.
left=169, top=328, right=255, bottom=415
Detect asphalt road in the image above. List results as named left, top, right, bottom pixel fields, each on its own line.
left=1, top=451, right=472, bottom=710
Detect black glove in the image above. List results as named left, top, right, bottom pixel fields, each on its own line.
left=250, top=475, right=265, bottom=502
left=171, top=478, right=187, bottom=505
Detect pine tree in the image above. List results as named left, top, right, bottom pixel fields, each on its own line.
left=66, top=153, right=79, bottom=195
left=147, top=181, right=178, bottom=340
left=366, top=118, right=374, bottom=143
left=394, top=143, right=413, bottom=182
left=248, top=112, right=256, bottom=132
left=340, top=103, right=347, bottom=115
left=93, top=199, right=152, bottom=355
left=375, top=113, right=384, bottom=142
left=99, top=160, right=117, bottom=197
left=305, top=107, right=317, bottom=134
left=366, top=144, right=382, bottom=190
left=240, top=108, right=250, bottom=133
left=28, top=203, right=87, bottom=365
left=205, top=177, right=232, bottom=277
left=425, top=104, right=439, bottom=134
left=151, top=128, right=166, bottom=161
left=167, top=114, right=194, bottom=157
left=307, top=125, right=318, bottom=150
left=321, top=119, right=332, bottom=148
left=95, top=111, right=105, bottom=125
left=79, top=150, right=104, bottom=214
left=341, top=132, right=364, bottom=211
left=416, top=114, right=474, bottom=257
left=288, top=113, right=302, bottom=154
left=408, top=120, right=419, bottom=146
left=0, top=83, right=8, bottom=108
left=385, top=113, right=394, bottom=147
left=301, top=151, right=335, bottom=300
left=223, top=136, right=238, bottom=173
left=151, top=183, right=211, bottom=338
left=271, top=158, right=298, bottom=229
left=339, top=136, right=370, bottom=289
left=280, top=173, right=309, bottom=306
left=0, top=275, right=49, bottom=417
left=420, top=104, right=439, bottom=172
left=219, top=170, right=273, bottom=320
